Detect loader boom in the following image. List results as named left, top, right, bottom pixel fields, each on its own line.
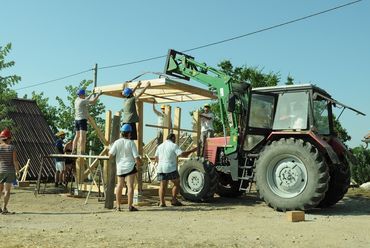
left=164, top=49, right=250, bottom=155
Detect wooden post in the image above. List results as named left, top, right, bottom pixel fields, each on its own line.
left=192, top=111, right=201, bottom=155
left=163, top=105, right=172, bottom=141
left=135, top=101, right=144, bottom=193
left=103, top=111, right=112, bottom=183
left=105, top=112, right=121, bottom=209
left=174, top=107, right=181, bottom=145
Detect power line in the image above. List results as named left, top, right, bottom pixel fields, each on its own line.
left=100, top=0, right=362, bottom=70
left=15, top=68, right=93, bottom=91
left=16, top=0, right=362, bottom=91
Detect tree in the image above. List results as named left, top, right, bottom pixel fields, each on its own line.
left=0, top=43, right=21, bottom=130
left=351, top=146, right=370, bottom=185
left=55, top=80, right=105, bottom=154
left=205, top=60, right=281, bottom=134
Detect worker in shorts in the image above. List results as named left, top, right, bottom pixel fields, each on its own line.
left=0, top=129, right=20, bottom=214
left=54, top=131, right=66, bottom=187
left=109, top=124, right=142, bottom=212
left=72, top=88, right=102, bottom=154
left=155, top=133, right=197, bottom=207
left=121, top=81, right=150, bottom=140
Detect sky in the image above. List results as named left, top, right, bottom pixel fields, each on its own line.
left=1, top=0, right=369, bottom=148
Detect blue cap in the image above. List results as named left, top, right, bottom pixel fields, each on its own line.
left=120, top=124, right=132, bottom=132
left=77, top=89, right=86, bottom=96
left=122, top=88, right=133, bottom=97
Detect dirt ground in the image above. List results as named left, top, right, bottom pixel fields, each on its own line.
left=1, top=185, right=370, bottom=248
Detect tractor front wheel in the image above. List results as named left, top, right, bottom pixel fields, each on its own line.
left=179, top=158, right=218, bottom=202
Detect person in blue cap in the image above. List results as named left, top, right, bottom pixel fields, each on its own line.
left=109, top=124, right=142, bottom=212
left=121, top=81, right=150, bottom=140
left=72, top=88, right=102, bottom=154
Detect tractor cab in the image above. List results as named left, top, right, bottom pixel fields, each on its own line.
left=243, top=84, right=364, bottom=152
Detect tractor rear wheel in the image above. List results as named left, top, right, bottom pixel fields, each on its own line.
left=317, top=161, right=350, bottom=208
left=179, top=158, right=218, bottom=202
left=255, top=138, right=329, bottom=211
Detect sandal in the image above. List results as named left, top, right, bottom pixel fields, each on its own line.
left=129, top=206, right=139, bottom=212
left=171, top=199, right=183, bottom=206
left=115, top=207, right=122, bottom=212
left=158, top=203, right=167, bottom=208
left=1, top=208, right=15, bottom=215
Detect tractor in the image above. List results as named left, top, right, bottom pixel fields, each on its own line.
left=164, top=49, right=365, bottom=211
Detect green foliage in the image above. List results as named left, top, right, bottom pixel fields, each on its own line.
left=333, top=118, right=351, bottom=143
left=351, top=146, right=370, bottom=185
left=0, top=43, right=20, bottom=130
left=55, top=80, right=106, bottom=154
left=285, top=75, right=294, bottom=85
left=207, top=60, right=281, bottom=134
left=218, top=60, right=280, bottom=88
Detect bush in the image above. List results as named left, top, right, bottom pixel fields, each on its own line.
left=351, top=146, right=370, bottom=185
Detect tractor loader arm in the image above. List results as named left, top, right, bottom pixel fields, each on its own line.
left=164, top=49, right=250, bottom=155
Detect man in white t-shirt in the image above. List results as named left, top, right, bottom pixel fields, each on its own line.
left=109, top=124, right=142, bottom=212
left=155, top=134, right=197, bottom=207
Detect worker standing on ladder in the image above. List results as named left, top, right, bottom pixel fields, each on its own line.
left=72, top=88, right=102, bottom=154
left=121, top=81, right=150, bottom=140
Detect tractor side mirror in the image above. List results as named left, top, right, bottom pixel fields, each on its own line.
left=228, top=94, right=236, bottom=112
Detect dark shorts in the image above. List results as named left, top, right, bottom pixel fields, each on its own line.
left=157, top=170, right=179, bottom=181
left=118, top=166, right=137, bottom=178
left=75, top=119, right=88, bottom=131
left=122, top=123, right=137, bottom=140
left=0, top=172, right=16, bottom=184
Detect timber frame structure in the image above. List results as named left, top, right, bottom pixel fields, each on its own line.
left=78, top=77, right=217, bottom=208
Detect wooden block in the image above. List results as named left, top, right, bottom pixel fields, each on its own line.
left=18, top=181, right=30, bottom=187
left=287, top=211, right=305, bottom=222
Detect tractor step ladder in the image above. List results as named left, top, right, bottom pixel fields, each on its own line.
left=238, top=155, right=258, bottom=192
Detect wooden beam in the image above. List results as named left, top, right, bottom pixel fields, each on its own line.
left=105, top=112, right=121, bottom=209
left=103, top=111, right=112, bottom=183
left=136, top=101, right=144, bottom=193
left=145, top=124, right=196, bottom=133
left=93, top=77, right=217, bottom=103
left=192, top=111, right=201, bottom=154
left=87, top=116, right=109, bottom=146
left=83, top=147, right=109, bottom=175
left=174, top=107, right=181, bottom=145
left=163, top=105, right=172, bottom=142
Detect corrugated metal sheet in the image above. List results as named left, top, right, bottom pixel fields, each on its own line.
left=8, top=98, right=57, bottom=180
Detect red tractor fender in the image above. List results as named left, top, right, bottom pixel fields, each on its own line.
left=266, top=131, right=340, bottom=165
left=203, top=136, right=230, bottom=165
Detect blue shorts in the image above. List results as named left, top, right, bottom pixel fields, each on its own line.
left=157, top=170, right=179, bottom=181
left=0, top=172, right=16, bottom=184
left=75, top=119, right=88, bottom=131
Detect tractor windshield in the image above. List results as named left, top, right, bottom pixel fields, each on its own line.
left=313, top=95, right=330, bottom=135
left=273, top=92, right=309, bottom=130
